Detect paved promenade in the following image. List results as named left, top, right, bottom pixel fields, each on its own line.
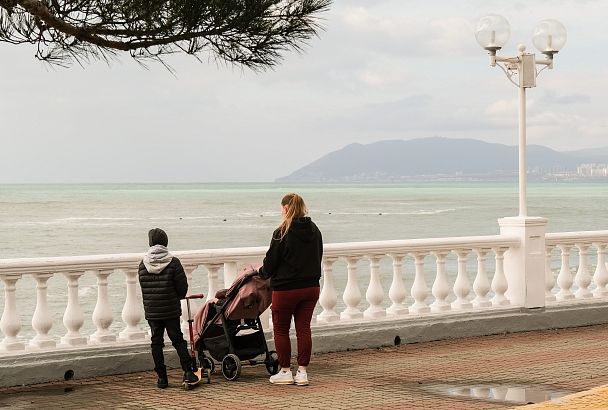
left=2, top=324, right=608, bottom=409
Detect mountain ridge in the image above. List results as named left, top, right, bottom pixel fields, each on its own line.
left=277, top=137, right=608, bottom=182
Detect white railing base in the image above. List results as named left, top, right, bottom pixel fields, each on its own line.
left=386, top=305, right=410, bottom=315
left=118, top=330, right=147, bottom=342
left=0, top=339, right=25, bottom=351
left=340, top=310, right=363, bottom=321
left=59, top=335, right=88, bottom=347
left=89, top=333, right=117, bottom=344
left=429, top=303, right=451, bottom=313
left=409, top=305, right=431, bottom=314
left=593, top=288, right=608, bottom=298
left=363, top=308, right=386, bottom=319
left=556, top=292, right=575, bottom=301
left=28, top=336, right=56, bottom=350
left=491, top=296, right=510, bottom=307
left=575, top=290, right=593, bottom=299
left=316, top=312, right=340, bottom=323
left=472, top=299, right=492, bottom=308
left=451, top=301, right=473, bottom=310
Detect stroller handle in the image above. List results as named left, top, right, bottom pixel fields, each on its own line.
left=186, top=293, right=205, bottom=300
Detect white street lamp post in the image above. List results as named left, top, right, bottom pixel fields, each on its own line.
left=475, top=15, right=567, bottom=217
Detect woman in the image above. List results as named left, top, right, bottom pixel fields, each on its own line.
left=259, top=193, right=323, bottom=386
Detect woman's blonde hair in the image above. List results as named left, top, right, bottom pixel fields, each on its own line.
left=278, top=193, right=307, bottom=240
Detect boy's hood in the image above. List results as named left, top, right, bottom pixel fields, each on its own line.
left=143, top=245, right=173, bottom=274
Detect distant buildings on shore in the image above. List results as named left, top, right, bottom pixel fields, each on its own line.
left=576, top=163, right=608, bottom=177
left=538, top=163, right=608, bottom=181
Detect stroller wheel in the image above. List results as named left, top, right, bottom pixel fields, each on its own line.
left=203, top=369, right=212, bottom=384
left=202, top=356, right=215, bottom=374
left=221, top=354, right=242, bottom=381
left=265, top=350, right=280, bottom=375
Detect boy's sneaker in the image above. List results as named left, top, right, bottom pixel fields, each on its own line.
left=269, top=369, right=294, bottom=385
left=157, top=377, right=169, bottom=389
left=294, top=370, right=308, bottom=386
left=183, top=370, right=198, bottom=383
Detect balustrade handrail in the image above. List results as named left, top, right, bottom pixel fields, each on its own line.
left=546, top=231, right=608, bottom=245
left=0, top=235, right=521, bottom=276
left=323, top=235, right=520, bottom=257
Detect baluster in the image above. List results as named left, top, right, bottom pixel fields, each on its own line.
left=317, top=258, right=340, bottom=323
left=409, top=252, right=430, bottom=314
left=574, top=243, right=592, bottom=298
left=430, top=251, right=450, bottom=312
left=181, top=265, right=197, bottom=336
left=206, top=264, right=221, bottom=302
left=364, top=255, right=385, bottom=318
left=118, top=268, right=146, bottom=342
left=60, top=271, right=87, bottom=347
left=0, top=274, right=25, bottom=351
left=472, top=248, right=491, bottom=308
left=593, top=242, right=608, bottom=297
left=340, top=257, right=363, bottom=320
left=545, top=246, right=556, bottom=302
left=90, top=269, right=116, bottom=344
left=29, top=273, right=56, bottom=349
left=223, top=261, right=238, bottom=288
left=491, top=247, right=509, bottom=306
left=451, top=249, right=472, bottom=310
left=387, top=254, right=409, bottom=315
left=556, top=244, right=575, bottom=301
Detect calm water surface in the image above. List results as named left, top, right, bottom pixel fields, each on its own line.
left=1, top=182, right=607, bottom=337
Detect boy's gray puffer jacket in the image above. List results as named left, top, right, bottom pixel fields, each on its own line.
left=138, top=257, right=188, bottom=320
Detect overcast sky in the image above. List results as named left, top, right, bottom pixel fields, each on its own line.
left=0, top=0, right=606, bottom=183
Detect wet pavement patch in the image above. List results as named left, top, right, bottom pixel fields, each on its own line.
left=421, top=383, right=576, bottom=405
left=0, top=383, right=76, bottom=406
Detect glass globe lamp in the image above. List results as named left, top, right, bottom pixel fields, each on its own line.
left=532, top=19, right=567, bottom=57
left=475, top=15, right=511, bottom=54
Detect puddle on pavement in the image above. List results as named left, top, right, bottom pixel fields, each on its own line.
left=422, top=384, right=575, bottom=405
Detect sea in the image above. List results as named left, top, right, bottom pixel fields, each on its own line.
left=3, top=181, right=607, bottom=259
left=1, top=181, right=607, bottom=338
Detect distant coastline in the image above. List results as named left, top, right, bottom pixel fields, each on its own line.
left=277, top=137, right=608, bottom=183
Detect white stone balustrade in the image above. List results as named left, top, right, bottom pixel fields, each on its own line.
left=452, top=250, right=473, bottom=310
left=410, top=252, right=430, bottom=314
left=118, top=268, right=146, bottom=342
left=0, top=274, right=24, bottom=351
left=472, top=249, right=492, bottom=308
left=317, top=258, right=340, bottom=323
left=30, top=273, right=55, bottom=349
left=430, top=251, right=450, bottom=312
left=60, top=271, right=87, bottom=347
left=0, top=246, right=268, bottom=353
left=387, top=254, right=409, bottom=315
left=491, top=247, right=509, bottom=306
left=0, top=234, right=532, bottom=356
left=545, top=245, right=556, bottom=302
left=546, top=231, right=608, bottom=302
left=593, top=243, right=608, bottom=297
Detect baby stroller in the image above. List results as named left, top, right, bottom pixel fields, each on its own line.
left=192, top=266, right=279, bottom=381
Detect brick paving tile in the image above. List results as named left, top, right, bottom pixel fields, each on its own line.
left=2, top=325, right=608, bottom=409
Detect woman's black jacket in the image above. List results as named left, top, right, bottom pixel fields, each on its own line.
left=259, top=217, right=323, bottom=291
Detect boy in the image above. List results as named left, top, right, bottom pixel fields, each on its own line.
left=138, top=228, right=197, bottom=388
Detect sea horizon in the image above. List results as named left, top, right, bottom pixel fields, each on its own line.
left=2, top=180, right=608, bottom=259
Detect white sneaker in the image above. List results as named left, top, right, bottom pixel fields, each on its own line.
left=294, top=370, right=308, bottom=386
left=269, top=369, right=294, bottom=385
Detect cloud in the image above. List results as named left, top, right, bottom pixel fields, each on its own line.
left=541, top=90, right=591, bottom=105
left=2, top=0, right=608, bottom=182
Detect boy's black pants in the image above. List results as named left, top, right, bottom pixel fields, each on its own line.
left=148, top=317, right=192, bottom=377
